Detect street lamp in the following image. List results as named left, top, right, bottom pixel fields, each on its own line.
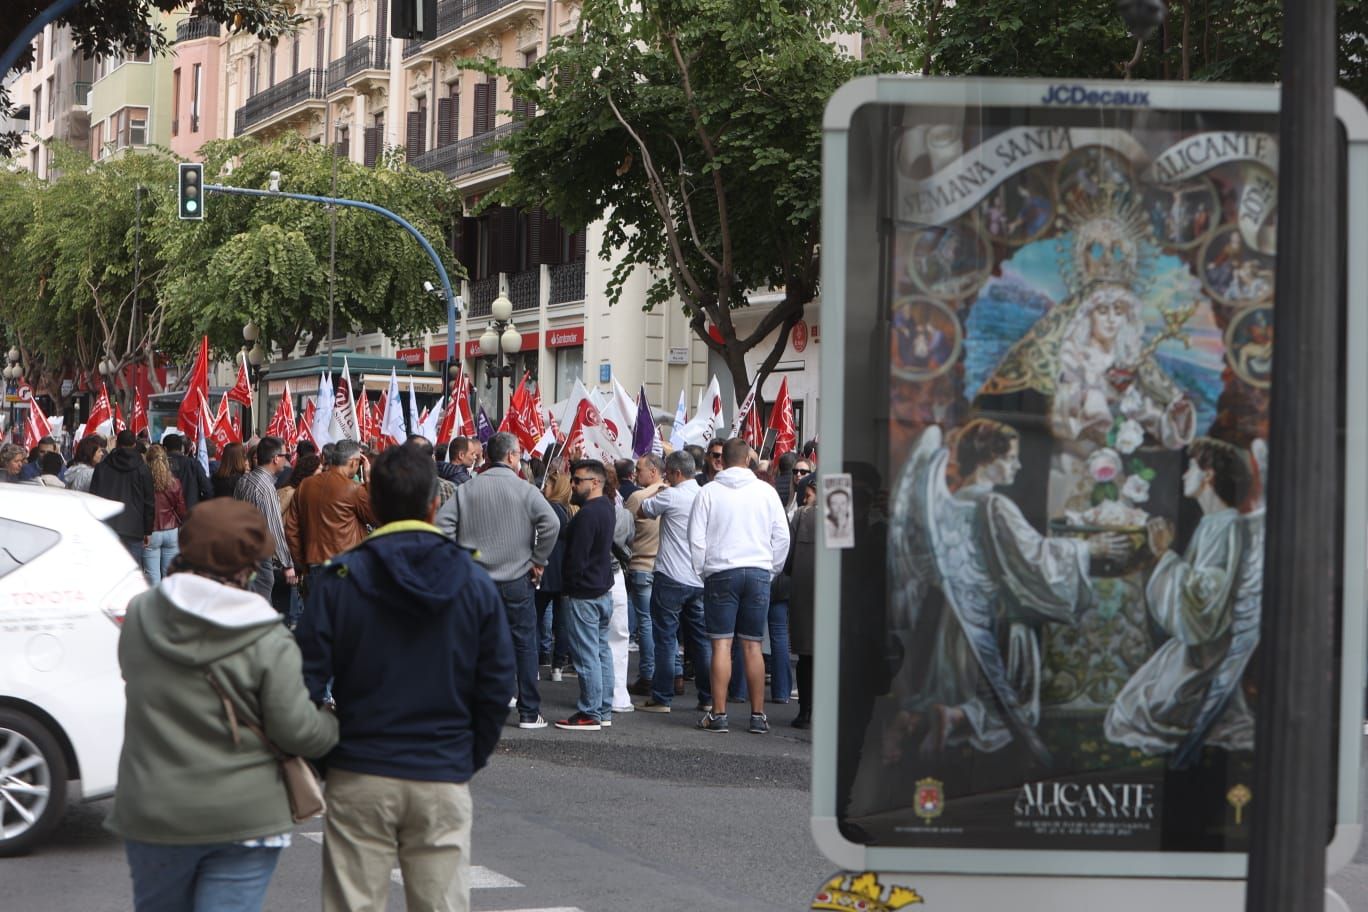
left=1116, top=0, right=1166, bottom=78
left=480, top=294, right=522, bottom=425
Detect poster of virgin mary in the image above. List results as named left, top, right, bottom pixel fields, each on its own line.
left=843, top=115, right=1278, bottom=855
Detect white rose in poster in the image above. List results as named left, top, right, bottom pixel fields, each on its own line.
left=1119, top=384, right=1146, bottom=419
left=1087, top=447, right=1123, bottom=483
left=1115, top=419, right=1145, bottom=455
left=1122, top=473, right=1151, bottom=504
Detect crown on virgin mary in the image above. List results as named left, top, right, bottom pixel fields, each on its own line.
left=1057, top=185, right=1155, bottom=296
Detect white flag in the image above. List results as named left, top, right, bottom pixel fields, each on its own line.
left=380, top=369, right=407, bottom=443
left=674, top=375, right=724, bottom=447
left=332, top=356, right=360, bottom=441
left=670, top=389, right=688, bottom=448
left=311, top=370, right=335, bottom=446
left=406, top=377, right=420, bottom=439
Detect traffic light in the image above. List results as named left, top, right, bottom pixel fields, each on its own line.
left=391, top=0, right=437, bottom=40
left=178, top=162, right=204, bottom=221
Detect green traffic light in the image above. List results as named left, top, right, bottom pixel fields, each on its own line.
left=186, top=200, right=198, bottom=213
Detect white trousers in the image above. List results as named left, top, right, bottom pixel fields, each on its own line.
left=609, top=567, right=631, bottom=709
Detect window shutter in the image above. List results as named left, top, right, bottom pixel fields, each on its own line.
left=571, top=228, right=586, bottom=262
left=436, top=97, right=452, bottom=147
left=363, top=126, right=380, bottom=166
left=405, top=110, right=425, bottom=157
left=460, top=216, right=480, bottom=278
left=472, top=81, right=491, bottom=135
left=495, top=207, right=519, bottom=274
left=448, top=89, right=459, bottom=142
left=512, top=95, right=528, bottom=121
left=528, top=207, right=545, bottom=264
left=376, top=2, right=387, bottom=44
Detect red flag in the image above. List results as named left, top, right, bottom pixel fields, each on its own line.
left=176, top=336, right=210, bottom=434
left=130, top=387, right=149, bottom=436
left=742, top=401, right=764, bottom=450
left=767, top=377, right=796, bottom=459
left=435, top=391, right=459, bottom=444
left=23, top=396, right=51, bottom=450
left=267, top=382, right=296, bottom=442
left=86, top=386, right=113, bottom=437
left=226, top=353, right=254, bottom=406
left=114, top=401, right=127, bottom=434
left=457, top=373, right=475, bottom=437
left=209, top=391, right=239, bottom=448
left=298, top=399, right=317, bottom=445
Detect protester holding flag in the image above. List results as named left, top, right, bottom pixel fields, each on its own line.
left=90, top=429, right=156, bottom=567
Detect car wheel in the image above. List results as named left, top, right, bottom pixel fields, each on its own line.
left=0, top=709, right=68, bottom=857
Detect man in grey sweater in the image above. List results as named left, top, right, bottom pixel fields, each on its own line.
left=436, top=432, right=560, bottom=729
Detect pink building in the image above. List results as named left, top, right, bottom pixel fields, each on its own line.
left=167, top=16, right=225, bottom=160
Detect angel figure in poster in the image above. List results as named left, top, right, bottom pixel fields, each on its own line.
left=884, top=420, right=1130, bottom=766
left=1103, top=437, right=1260, bottom=759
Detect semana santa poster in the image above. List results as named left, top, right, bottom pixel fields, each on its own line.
left=842, top=110, right=1282, bottom=853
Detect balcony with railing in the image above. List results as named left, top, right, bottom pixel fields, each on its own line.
left=72, top=81, right=91, bottom=106
left=549, top=261, right=586, bottom=305
left=325, top=37, right=388, bottom=94
left=466, top=276, right=500, bottom=317
left=175, top=16, right=222, bottom=43
left=234, top=69, right=324, bottom=136
left=402, top=0, right=536, bottom=58
left=410, top=119, right=525, bottom=179
left=509, top=268, right=540, bottom=312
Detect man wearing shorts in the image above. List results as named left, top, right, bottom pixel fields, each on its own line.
left=687, top=437, right=790, bottom=733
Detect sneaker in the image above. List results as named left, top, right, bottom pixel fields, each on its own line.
left=554, top=712, right=601, bottom=731
left=508, top=696, right=517, bottom=709
left=550, top=667, right=564, bottom=683
left=612, top=703, right=635, bottom=713
left=628, top=640, right=640, bottom=653
left=698, top=711, right=729, bottom=733
left=696, top=699, right=712, bottom=712
left=636, top=699, right=671, bottom=713
left=749, top=712, right=770, bottom=734
left=600, top=717, right=612, bottom=727
left=518, top=714, right=548, bottom=730
left=791, top=709, right=811, bottom=730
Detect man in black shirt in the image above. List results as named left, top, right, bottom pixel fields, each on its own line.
left=555, top=459, right=617, bottom=731
left=162, top=433, right=211, bottom=508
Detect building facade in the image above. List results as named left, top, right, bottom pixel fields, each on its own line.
left=9, top=24, right=95, bottom=179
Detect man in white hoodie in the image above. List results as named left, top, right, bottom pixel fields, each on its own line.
left=687, top=436, right=791, bottom=733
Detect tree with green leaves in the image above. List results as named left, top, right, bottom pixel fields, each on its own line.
left=154, top=134, right=463, bottom=361
left=13, top=144, right=179, bottom=411
left=475, top=0, right=915, bottom=404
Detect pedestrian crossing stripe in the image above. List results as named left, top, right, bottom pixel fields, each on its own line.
left=298, top=831, right=524, bottom=889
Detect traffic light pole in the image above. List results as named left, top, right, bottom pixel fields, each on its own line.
left=203, top=183, right=460, bottom=387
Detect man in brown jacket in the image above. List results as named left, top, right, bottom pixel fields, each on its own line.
left=284, top=439, right=376, bottom=578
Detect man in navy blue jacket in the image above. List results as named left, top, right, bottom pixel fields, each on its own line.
left=297, top=442, right=515, bottom=912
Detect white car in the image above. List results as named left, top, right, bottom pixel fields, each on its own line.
left=0, top=486, right=145, bottom=856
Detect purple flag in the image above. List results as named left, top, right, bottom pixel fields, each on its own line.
left=631, top=386, right=655, bottom=458
left=476, top=405, right=495, bottom=443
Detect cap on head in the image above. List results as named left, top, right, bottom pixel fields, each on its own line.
left=176, top=500, right=275, bottom=578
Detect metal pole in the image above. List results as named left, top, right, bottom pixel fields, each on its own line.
left=1246, top=1, right=1338, bottom=910
left=327, top=121, right=340, bottom=379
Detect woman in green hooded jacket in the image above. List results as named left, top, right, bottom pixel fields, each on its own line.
left=107, top=498, right=338, bottom=912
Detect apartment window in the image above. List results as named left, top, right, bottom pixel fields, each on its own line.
left=335, top=123, right=349, bottom=156
left=45, top=77, right=55, bottom=122
left=90, top=121, right=102, bottom=158
left=32, top=87, right=41, bottom=126
left=191, top=63, right=202, bottom=132
left=115, top=107, right=149, bottom=148
left=33, top=34, right=43, bottom=70
left=30, top=148, right=39, bottom=174
left=345, top=1, right=355, bottom=47
left=292, top=35, right=301, bottom=76
left=315, top=16, right=325, bottom=70
left=171, top=68, right=181, bottom=136
left=268, top=46, right=276, bottom=87
left=248, top=54, right=257, bottom=95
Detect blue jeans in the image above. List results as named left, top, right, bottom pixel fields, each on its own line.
left=703, top=567, right=771, bottom=640
left=125, top=839, right=282, bottom=912
left=649, top=573, right=712, bottom=707
left=627, top=569, right=654, bottom=679
left=729, top=599, right=793, bottom=703
left=142, top=529, right=180, bottom=586
left=565, top=593, right=614, bottom=721
left=497, top=576, right=541, bottom=716
left=122, top=536, right=145, bottom=576
left=285, top=585, right=304, bottom=630
left=536, top=590, right=570, bottom=662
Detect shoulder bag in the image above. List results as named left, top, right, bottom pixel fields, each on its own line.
left=205, top=671, right=326, bottom=823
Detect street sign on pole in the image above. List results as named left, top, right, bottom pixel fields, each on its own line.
left=814, top=76, right=1368, bottom=911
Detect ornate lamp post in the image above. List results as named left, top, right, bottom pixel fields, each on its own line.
left=242, top=322, right=266, bottom=435
left=1115, top=0, right=1166, bottom=78
left=479, top=294, right=522, bottom=426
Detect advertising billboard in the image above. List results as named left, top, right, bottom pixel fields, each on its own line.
left=812, top=78, right=1367, bottom=887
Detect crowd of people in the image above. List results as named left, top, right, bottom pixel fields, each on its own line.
left=2, top=423, right=820, bottom=911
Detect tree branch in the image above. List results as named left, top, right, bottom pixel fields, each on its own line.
left=670, top=134, right=722, bottom=272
